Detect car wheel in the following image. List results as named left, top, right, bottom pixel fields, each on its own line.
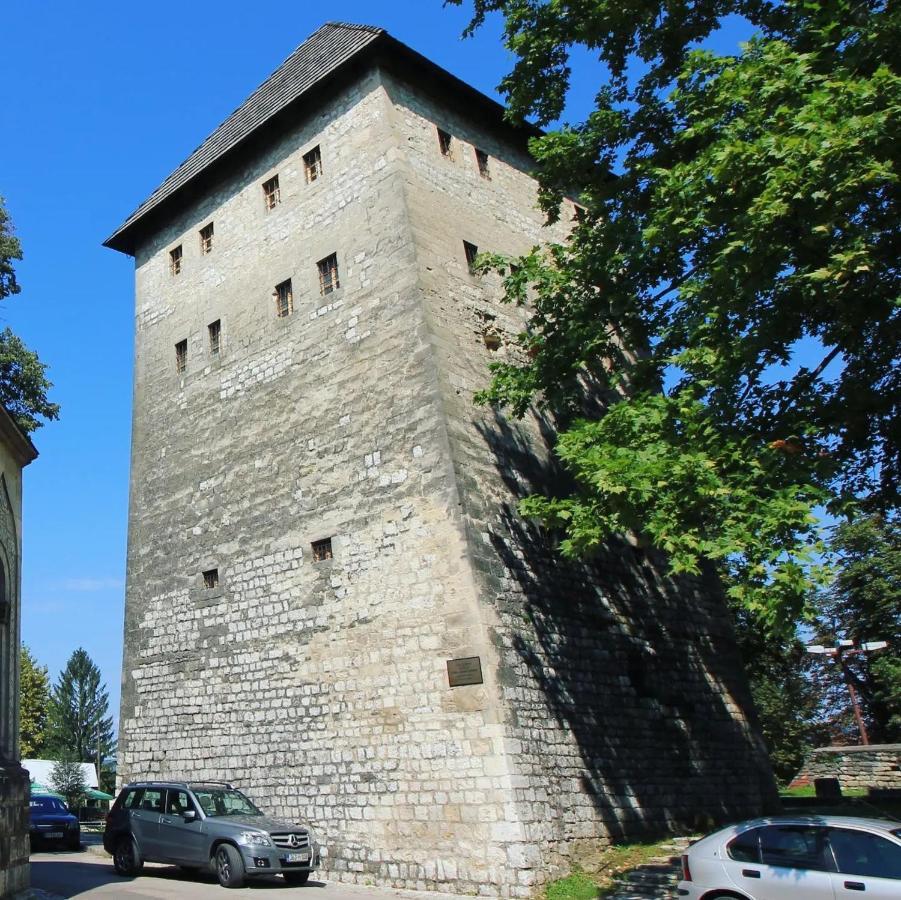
left=215, top=844, right=245, bottom=888
left=112, top=837, right=143, bottom=876
left=66, top=835, right=81, bottom=851
left=283, top=870, right=310, bottom=885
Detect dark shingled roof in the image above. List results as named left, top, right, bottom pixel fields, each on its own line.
left=105, top=21, right=536, bottom=256
left=105, top=23, right=383, bottom=253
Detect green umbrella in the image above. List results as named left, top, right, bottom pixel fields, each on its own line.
left=85, top=788, right=115, bottom=801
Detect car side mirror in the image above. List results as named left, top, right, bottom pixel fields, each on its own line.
left=183, top=809, right=197, bottom=822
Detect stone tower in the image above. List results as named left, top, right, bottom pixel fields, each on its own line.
left=106, top=23, right=776, bottom=896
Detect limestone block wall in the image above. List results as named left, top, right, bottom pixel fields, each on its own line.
left=388, top=73, right=777, bottom=883
left=123, top=71, right=524, bottom=894
left=801, top=745, right=901, bottom=792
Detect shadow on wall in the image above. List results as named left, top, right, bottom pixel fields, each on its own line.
left=469, top=409, right=779, bottom=844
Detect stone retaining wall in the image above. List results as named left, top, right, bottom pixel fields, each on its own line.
left=801, top=745, right=901, bottom=792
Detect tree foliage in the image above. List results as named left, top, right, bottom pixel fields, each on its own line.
left=811, top=515, right=901, bottom=742
left=0, top=196, right=59, bottom=433
left=19, top=643, right=51, bottom=758
left=47, top=648, right=115, bottom=765
left=733, top=611, right=823, bottom=782
left=49, top=754, right=88, bottom=812
left=451, top=0, right=900, bottom=630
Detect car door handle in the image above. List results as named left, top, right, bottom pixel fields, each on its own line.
left=742, top=869, right=761, bottom=878
left=844, top=882, right=865, bottom=892
left=160, top=817, right=172, bottom=824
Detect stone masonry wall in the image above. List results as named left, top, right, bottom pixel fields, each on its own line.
left=386, top=72, right=778, bottom=885
left=801, top=745, right=901, bottom=792
left=0, top=764, right=29, bottom=899
left=124, top=71, right=526, bottom=894
left=121, top=62, right=776, bottom=899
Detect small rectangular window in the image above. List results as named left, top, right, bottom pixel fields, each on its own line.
left=208, top=320, right=221, bottom=354
left=175, top=339, right=187, bottom=374
left=437, top=128, right=453, bottom=158
left=317, top=253, right=340, bottom=295
left=199, top=222, right=214, bottom=254
left=312, top=538, right=333, bottom=562
left=169, top=245, right=183, bottom=275
left=263, top=175, right=280, bottom=210
left=274, top=279, right=293, bottom=318
left=463, top=240, right=479, bottom=272
left=475, top=148, right=490, bottom=178
left=304, top=146, right=322, bottom=183
left=203, top=568, right=219, bottom=589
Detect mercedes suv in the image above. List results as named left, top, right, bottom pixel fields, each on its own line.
left=104, top=781, right=321, bottom=888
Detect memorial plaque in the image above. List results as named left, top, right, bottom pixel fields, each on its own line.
left=447, top=656, right=483, bottom=687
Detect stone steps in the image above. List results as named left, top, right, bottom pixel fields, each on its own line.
left=602, top=839, right=692, bottom=900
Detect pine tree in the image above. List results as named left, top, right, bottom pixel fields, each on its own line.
left=19, top=643, right=50, bottom=757
left=47, top=648, right=115, bottom=765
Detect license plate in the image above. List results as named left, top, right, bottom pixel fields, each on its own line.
left=45, top=832, right=64, bottom=839
left=285, top=851, right=309, bottom=863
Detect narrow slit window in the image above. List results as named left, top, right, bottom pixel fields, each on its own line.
left=463, top=240, right=479, bottom=272
left=312, top=538, right=333, bottom=562
left=175, top=339, right=187, bottom=374
left=203, top=568, right=219, bottom=589
left=208, top=320, right=221, bottom=354
left=169, top=245, right=183, bottom=276
left=317, top=253, right=340, bottom=295
left=199, top=222, right=214, bottom=254
left=437, top=128, right=453, bottom=158
left=475, top=148, right=490, bottom=178
left=263, top=175, right=280, bottom=210
left=274, top=279, right=293, bottom=318
left=304, top=146, right=322, bottom=183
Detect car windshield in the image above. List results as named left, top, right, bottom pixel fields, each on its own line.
left=30, top=797, right=68, bottom=813
left=191, top=788, right=262, bottom=818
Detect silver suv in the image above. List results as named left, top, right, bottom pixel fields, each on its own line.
left=104, top=780, right=321, bottom=888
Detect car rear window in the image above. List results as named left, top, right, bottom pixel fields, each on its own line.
left=759, top=825, right=832, bottom=871
left=727, top=828, right=762, bottom=863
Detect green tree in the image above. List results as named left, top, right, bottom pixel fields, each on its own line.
left=452, top=0, right=900, bottom=631
left=19, top=643, right=50, bottom=757
left=49, top=754, right=88, bottom=813
left=0, top=196, right=59, bottom=433
left=47, top=648, right=115, bottom=766
left=811, top=515, right=901, bottom=742
left=733, top=611, right=823, bottom=782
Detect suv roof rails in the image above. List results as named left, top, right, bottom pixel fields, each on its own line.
left=122, top=779, right=235, bottom=790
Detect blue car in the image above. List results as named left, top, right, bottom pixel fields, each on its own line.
left=29, top=794, right=81, bottom=850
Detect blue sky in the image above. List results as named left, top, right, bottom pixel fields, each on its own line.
left=1, top=1, right=752, bottom=731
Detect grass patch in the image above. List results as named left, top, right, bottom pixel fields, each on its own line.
left=544, top=835, right=692, bottom=899
left=780, top=785, right=867, bottom=798
left=546, top=871, right=599, bottom=900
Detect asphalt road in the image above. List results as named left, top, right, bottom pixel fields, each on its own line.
left=29, top=846, right=459, bottom=900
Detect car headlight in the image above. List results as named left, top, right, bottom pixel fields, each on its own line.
left=237, top=831, right=272, bottom=847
